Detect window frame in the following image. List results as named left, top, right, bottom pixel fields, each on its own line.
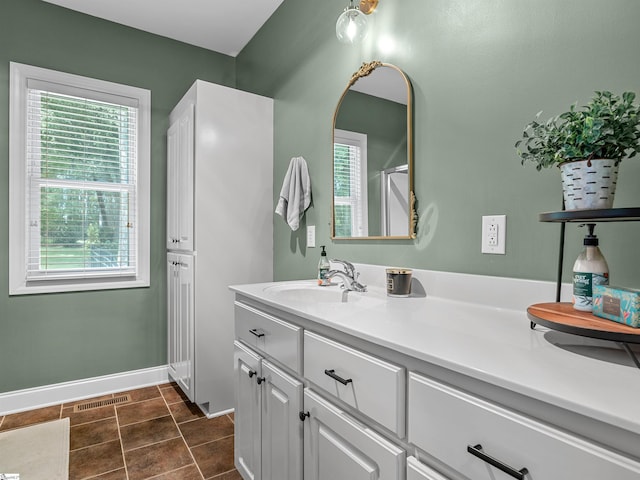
left=9, top=62, right=151, bottom=295
left=333, top=128, right=369, bottom=237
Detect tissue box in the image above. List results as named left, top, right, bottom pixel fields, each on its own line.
left=593, top=285, right=640, bottom=328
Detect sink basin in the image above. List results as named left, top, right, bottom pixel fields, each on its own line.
left=263, top=282, right=370, bottom=304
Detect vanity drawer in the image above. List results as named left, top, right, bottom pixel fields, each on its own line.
left=408, top=372, right=640, bottom=480
left=303, top=330, right=405, bottom=437
left=234, top=301, right=302, bottom=374
left=407, top=457, right=451, bottom=480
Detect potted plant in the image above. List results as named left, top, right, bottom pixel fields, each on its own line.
left=515, top=91, right=640, bottom=210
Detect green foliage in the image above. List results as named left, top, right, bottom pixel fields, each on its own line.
left=515, top=91, right=640, bottom=171
left=39, top=93, right=128, bottom=254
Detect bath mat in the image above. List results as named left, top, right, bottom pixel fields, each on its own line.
left=0, top=418, right=70, bottom=480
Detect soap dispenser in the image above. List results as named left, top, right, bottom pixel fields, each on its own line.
left=318, top=246, right=330, bottom=286
left=572, top=223, right=609, bottom=312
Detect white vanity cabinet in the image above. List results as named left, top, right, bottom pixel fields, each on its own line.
left=303, top=388, right=405, bottom=480
left=167, top=252, right=194, bottom=401
left=233, top=300, right=406, bottom=480
left=233, top=318, right=304, bottom=480
left=232, top=274, right=640, bottom=480
left=408, top=372, right=640, bottom=480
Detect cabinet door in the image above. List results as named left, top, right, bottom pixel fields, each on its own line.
left=406, top=457, right=451, bottom=480
left=166, top=121, right=179, bottom=249
left=167, top=254, right=179, bottom=381
left=166, top=104, right=194, bottom=251
left=261, top=360, right=303, bottom=480
left=303, top=389, right=405, bottom=480
left=234, top=341, right=262, bottom=480
left=168, top=254, right=195, bottom=402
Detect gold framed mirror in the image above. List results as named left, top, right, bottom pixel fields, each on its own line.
left=331, top=61, right=416, bottom=240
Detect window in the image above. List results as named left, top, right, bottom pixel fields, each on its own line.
left=334, top=129, right=368, bottom=237
left=9, top=62, right=150, bottom=295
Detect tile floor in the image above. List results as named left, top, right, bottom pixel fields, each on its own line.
left=0, top=383, right=241, bottom=480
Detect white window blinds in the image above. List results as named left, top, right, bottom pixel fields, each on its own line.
left=26, top=87, right=138, bottom=280
left=9, top=62, right=150, bottom=294
left=334, top=129, right=368, bottom=237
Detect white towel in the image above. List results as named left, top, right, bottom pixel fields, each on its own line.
left=275, top=156, right=312, bottom=231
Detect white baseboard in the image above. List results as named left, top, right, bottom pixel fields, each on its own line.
left=0, top=365, right=170, bottom=415
left=203, top=406, right=234, bottom=419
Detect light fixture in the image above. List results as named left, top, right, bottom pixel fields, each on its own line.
left=336, top=0, right=379, bottom=45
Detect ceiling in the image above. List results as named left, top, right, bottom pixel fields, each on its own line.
left=42, top=0, right=285, bottom=57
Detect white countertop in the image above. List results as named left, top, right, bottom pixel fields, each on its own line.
left=230, top=265, right=640, bottom=437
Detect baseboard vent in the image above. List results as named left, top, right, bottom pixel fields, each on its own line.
left=73, top=394, right=132, bottom=412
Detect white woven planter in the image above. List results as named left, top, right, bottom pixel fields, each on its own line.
left=559, top=158, right=619, bottom=210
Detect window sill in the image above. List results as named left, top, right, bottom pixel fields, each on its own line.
left=9, top=278, right=150, bottom=296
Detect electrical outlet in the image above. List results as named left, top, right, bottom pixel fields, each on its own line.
left=307, top=225, right=316, bottom=248
left=481, top=215, right=506, bottom=254
left=487, top=223, right=498, bottom=246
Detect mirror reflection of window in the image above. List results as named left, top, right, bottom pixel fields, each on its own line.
left=334, top=129, right=368, bottom=237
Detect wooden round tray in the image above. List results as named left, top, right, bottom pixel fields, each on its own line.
left=528, top=302, right=640, bottom=344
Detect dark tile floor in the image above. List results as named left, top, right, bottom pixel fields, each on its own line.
left=0, top=383, right=241, bottom=480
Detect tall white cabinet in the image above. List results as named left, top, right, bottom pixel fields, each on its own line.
left=167, top=80, right=273, bottom=416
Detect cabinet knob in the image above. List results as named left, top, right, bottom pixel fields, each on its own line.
left=467, top=444, right=529, bottom=480
left=299, top=411, right=310, bottom=422
left=256, top=376, right=266, bottom=385
left=248, top=370, right=256, bottom=378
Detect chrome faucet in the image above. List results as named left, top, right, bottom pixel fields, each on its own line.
left=326, top=259, right=367, bottom=292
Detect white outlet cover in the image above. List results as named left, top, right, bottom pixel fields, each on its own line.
left=307, top=225, right=316, bottom=248
left=481, top=215, right=506, bottom=254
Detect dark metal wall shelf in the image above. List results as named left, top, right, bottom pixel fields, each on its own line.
left=539, top=207, right=640, bottom=223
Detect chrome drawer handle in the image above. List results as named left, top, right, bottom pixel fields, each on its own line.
left=249, top=328, right=265, bottom=338
left=467, top=444, right=529, bottom=480
left=324, top=369, right=353, bottom=385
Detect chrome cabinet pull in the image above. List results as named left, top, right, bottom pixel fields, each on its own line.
left=467, top=444, right=529, bottom=480
left=324, top=369, right=353, bottom=385
left=249, top=328, right=265, bottom=338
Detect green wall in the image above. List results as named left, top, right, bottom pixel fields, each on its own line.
left=237, top=0, right=640, bottom=287
left=0, top=0, right=235, bottom=392
left=3, top=0, right=640, bottom=395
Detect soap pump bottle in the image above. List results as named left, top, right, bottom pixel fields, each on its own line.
left=318, top=246, right=330, bottom=286
left=572, top=223, right=609, bottom=312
